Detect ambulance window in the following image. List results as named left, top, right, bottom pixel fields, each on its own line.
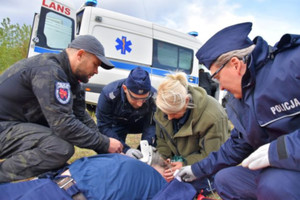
left=155, top=42, right=178, bottom=69
left=76, top=10, right=84, bottom=35
left=179, top=48, right=193, bottom=71
left=44, top=12, right=73, bottom=49
left=153, top=40, right=193, bottom=74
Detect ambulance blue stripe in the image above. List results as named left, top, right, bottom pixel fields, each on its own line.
left=30, top=50, right=198, bottom=84
left=110, top=60, right=198, bottom=84
left=34, top=46, right=61, bottom=54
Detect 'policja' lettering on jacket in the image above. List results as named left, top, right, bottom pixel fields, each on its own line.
left=270, top=98, right=300, bottom=115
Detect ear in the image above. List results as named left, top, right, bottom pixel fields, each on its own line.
left=165, top=158, right=171, bottom=164
left=185, top=96, right=190, bottom=104
left=76, top=49, right=85, bottom=61
left=231, top=57, right=244, bottom=76
left=122, top=84, right=127, bottom=92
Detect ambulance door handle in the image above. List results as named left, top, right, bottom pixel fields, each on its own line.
left=32, top=36, right=40, bottom=44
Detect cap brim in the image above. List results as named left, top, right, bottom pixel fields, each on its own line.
left=97, top=55, right=114, bottom=70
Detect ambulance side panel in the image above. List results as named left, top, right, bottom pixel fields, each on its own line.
left=79, top=7, right=202, bottom=105
left=82, top=7, right=152, bottom=79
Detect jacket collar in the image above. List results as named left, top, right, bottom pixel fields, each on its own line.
left=242, top=36, right=270, bottom=99
left=57, top=50, right=78, bottom=86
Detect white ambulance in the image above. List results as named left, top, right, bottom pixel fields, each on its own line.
left=28, top=0, right=214, bottom=107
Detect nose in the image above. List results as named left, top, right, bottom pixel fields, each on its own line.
left=94, top=66, right=99, bottom=74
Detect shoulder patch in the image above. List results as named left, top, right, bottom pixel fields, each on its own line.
left=109, top=92, right=116, bottom=100
left=55, top=82, right=71, bottom=104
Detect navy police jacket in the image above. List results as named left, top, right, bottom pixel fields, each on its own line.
left=192, top=34, right=300, bottom=178
left=0, top=51, right=110, bottom=153
left=96, top=79, right=156, bottom=151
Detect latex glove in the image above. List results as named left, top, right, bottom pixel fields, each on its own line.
left=242, top=143, right=270, bottom=170
left=126, top=148, right=143, bottom=159
left=176, top=165, right=197, bottom=182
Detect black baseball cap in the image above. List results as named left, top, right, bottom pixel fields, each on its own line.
left=68, top=35, right=114, bottom=69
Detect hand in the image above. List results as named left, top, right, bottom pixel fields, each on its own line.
left=126, top=148, right=143, bottom=159
left=242, top=143, right=270, bottom=170
left=107, top=138, right=123, bottom=153
left=163, top=161, right=183, bottom=182
left=177, top=165, right=197, bottom=182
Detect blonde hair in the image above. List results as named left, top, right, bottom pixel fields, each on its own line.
left=156, top=72, right=194, bottom=114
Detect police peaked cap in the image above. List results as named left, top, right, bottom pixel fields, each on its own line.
left=125, top=67, right=151, bottom=95
left=196, top=22, right=253, bottom=69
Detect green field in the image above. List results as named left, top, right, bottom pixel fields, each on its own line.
left=68, top=133, right=141, bottom=163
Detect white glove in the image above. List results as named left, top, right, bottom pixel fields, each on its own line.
left=126, top=148, right=143, bottom=159
left=242, top=143, right=270, bottom=170
left=176, top=165, right=197, bottom=182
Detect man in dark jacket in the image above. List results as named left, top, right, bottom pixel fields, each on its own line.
left=0, top=35, right=123, bottom=183
left=198, top=68, right=212, bottom=95
left=177, top=22, right=300, bottom=199
left=96, top=67, right=156, bottom=158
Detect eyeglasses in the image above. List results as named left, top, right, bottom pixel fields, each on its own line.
left=211, top=55, right=250, bottom=80
left=128, top=90, right=151, bottom=101
left=211, top=59, right=230, bottom=80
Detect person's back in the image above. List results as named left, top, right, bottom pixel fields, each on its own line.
left=0, top=54, right=57, bottom=124
left=198, top=68, right=212, bottom=95
left=0, top=154, right=167, bottom=200
left=69, top=154, right=166, bottom=199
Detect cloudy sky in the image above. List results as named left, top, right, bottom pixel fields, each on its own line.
left=1, top=0, right=299, bottom=45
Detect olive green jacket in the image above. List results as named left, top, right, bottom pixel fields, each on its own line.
left=154, top=86, right=229, bottom=165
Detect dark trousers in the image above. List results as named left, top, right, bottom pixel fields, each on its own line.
left=214, top=165, right=300, bottom=200
left=0, top=122, right=74, bottom=183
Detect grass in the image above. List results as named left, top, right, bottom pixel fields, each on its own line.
left=68, top=133, right=142, bottom=163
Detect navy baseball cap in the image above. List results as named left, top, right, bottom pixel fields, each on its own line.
left=125, top=67, right=151, bottom=95
left=68, top=35, right=114, bottom=69
left=196, top=22, right=253, bottom=69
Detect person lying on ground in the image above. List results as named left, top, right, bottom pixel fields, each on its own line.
left=0, top=151, right=167, bottom=200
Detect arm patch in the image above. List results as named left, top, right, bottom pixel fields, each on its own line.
left=55, top=82, right=71, bottom=104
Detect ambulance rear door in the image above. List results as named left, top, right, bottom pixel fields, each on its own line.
left=27, top=0, right=76, bottom=58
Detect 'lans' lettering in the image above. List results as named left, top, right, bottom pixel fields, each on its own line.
left=270, top=98, right=300, bottom=115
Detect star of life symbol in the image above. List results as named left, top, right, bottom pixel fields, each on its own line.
left=115, top=36, right=132, bottom=55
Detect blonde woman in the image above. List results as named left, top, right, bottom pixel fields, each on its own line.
left=154, top=72, right=229, bottom=188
